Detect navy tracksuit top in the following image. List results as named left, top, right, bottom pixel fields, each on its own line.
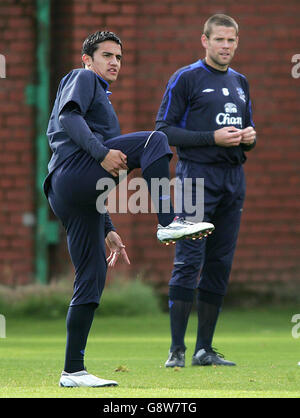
left=156, top=59, right=255, bottom=165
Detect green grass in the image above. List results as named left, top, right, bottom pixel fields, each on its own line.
left=1, top=308, right=300, bottom=398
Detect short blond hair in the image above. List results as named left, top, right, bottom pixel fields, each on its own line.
left=204, top=14, right=239, bottom=38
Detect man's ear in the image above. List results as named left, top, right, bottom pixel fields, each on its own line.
left=82, top=54, right=92, bottom=68
left=201, top=34, right=209, bottom=49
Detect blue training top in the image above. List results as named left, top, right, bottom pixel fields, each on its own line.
left=45, top=68, right=120, bottom=234
left=46, top=68, right=121, bottom=175
left=156, top=59, right=255, bottom=165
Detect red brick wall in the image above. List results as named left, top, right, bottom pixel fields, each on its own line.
left=0, top=0, right=36, bottom=284
left=1, top=0, right=300, bottom=289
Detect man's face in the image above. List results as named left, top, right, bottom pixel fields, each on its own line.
left=201, top=25, right=238, bottom=70
left=82, top=40, right=122, bottom=84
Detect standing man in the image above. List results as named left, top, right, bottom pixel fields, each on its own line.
left=156, top=14, right=256, bottom=367
left=44, top=31, right=214, bottom=387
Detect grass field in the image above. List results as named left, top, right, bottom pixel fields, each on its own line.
left=1, top=307, right=300, bottom=398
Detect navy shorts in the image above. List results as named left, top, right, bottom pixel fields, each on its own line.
left=170, top=159, right=246, bottom=296
left=46, top=131, right=172, bottom=306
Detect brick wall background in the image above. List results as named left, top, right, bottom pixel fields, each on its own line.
left=1, top=0, right=300, bottom=293
left=0, top=0, right=36, bottom=284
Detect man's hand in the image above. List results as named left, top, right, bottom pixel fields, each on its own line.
left=101, top=149, right=128, bottom=177
left=240, top=126, right=256, bottom=145
left=214, top=126, right=242, bottom=147
left=105, top=231, right=130, bottom=268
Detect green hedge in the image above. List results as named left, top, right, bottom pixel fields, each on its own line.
left=0, top=277, right=162, bottom=319
left=98, top=277, right=161, bottom=317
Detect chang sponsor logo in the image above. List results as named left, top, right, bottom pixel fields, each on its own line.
left=224, top=102, right=237, bottom=113
left=216, top=103, right=242, bottom=127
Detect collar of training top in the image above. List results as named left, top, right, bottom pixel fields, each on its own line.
left=93, top=72, right=112, bottom=96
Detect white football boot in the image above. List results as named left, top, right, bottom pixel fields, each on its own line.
left=157, top=216, right=215, bottom=244
left=59, top=370, right=118, bottom=387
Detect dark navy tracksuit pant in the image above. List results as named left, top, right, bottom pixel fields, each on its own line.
left=46, top=131, right=171, bottom=306
left=170, top=159, right=246, bottom=296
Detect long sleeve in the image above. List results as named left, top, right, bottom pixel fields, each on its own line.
left=155, top=68, right=215, bottom=148
left=156, top=121, right=215, bottom=148
left=240, top=77, right=257, bottom=152
left=59, top=103, right=110, bottom=162
left=104, top=211, right=116, bottom=237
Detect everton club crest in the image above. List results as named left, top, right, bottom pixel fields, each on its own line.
left=236, top=87, right=246, bottom=102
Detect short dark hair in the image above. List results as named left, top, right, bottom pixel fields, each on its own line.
left=81, top=30, right=123, bottom=58
left=203, top=14, right=238, bottom=38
